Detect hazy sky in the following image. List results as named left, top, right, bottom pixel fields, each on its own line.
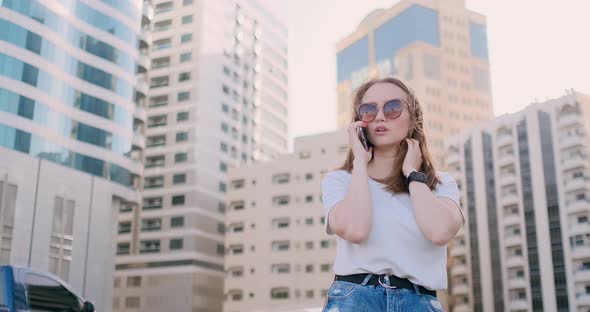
left=262, top=0, right=590, bottom=151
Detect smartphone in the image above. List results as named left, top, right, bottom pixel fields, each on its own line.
left=358, top=126, right=372, bottom=151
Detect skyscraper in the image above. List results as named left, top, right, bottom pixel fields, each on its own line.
left=113, top=0, right=288, bottom=311
left=336, top=0, right=494, bottom=169
left=446, top=90, right=590, bottom=312
left=0, top=0, right=150, bottom=310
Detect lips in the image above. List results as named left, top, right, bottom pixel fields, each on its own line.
left=374, top=125, right=389, bottom=133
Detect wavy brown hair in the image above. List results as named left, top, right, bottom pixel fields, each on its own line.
left=338, top=77, right=440, bottom=194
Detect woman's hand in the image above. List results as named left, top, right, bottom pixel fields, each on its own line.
left=402, top=138, right=422, bottom=177
left=347, top=120, right=373, bottom=167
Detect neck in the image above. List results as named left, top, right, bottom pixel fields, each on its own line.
left=368, top=144, right=401, bottom=178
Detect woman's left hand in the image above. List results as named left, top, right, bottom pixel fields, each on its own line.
left=402, top=138, right=422, bottom=177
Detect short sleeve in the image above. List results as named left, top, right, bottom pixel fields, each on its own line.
left=321, top=171, right=349, bottom=235
left=434, top=172, right=464, bottom=222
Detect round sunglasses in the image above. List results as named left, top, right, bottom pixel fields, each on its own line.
left=356, top=99, right=407, bottom=122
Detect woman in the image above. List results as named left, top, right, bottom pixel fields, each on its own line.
left=321, top=77, right=464, bottom=311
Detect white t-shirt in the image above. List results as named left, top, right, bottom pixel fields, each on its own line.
left=321, top=170, right=462, bottom=290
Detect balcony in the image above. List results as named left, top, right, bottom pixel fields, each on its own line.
left=498, top=154, right=515, bottom=167
left=567, top=199, right=590, bottom=214
left=571, top=245, right=590, bottom=259
left=559, top=113, right=582, bottom=128
left=500, top=173, right=518, bottom=187
left=142, top=2, right=154, bottom=21
left=451, top=263, right=468, bottom=276
left=132, top=134, right=145, bottom=149
left=450, top=245, right=466, bottom=257
left=561, top=155, right=587, bottom=171
left=502, top=193, right=520, bottom=206
left=508, top=299, right=529, bottom=311
left=504, top=235, right=522, bottom=247
left=496, top=134, right=513, bottom=148
left=570, top=222, right=590, bottom=236
left=560, top=135, right=584, bottom=150
left=575, top=293, right=590, bottom=306
left=452, top=283, right=469, bottom=295
left=453, top=303, right=471, bottom=312
left=507, top=278, right=527, bottom=289
left=506, top=256, right=525, bottom=267
left=503, top=214, right=520, bottom=226
left=137, top=51, right=149, bottom=73
left=134, top=104, right=147, bottom=121
left=573, top=268, right=590, bottom=282
left=138, top=31, right=152, bottom=50
left=136, top=74, right=149, bottom=95
left=565, top=177, right=590, bottom=193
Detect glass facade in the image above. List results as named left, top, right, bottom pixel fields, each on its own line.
left=538, top=112, right=570, bottom=311
left=517, top=119, right=543, bottom=311
left=0, top=0, right=141, bottom=188
left=336, top=36, right=369, bottom=84
left=0, top=89, right=132, bottom=156
left=0, top=124, right=133, bottom=187
left=469, top=22, right=489, bottom=59
left=374, top=5, right=440, bottom=77
left=483, top=133, right=504, bottom=312
left=0, top=54, right=132, bottom=127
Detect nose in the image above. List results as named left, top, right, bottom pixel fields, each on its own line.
left=373, top=105, right=386, bottom=122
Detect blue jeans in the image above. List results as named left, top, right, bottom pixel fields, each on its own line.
left=322, top=274, right=444, bottom=312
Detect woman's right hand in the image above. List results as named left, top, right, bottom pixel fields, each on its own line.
left=347, top=120, right=373, bottom=166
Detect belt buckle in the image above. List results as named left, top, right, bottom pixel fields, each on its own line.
left=378, top=275, right=397, bottom=289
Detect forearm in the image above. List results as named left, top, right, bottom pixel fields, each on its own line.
left=409, top=181, right=458, bottom=246
left=336, top=161, right=374, bottom=241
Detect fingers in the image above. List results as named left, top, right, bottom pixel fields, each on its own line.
left=347, top=120, right=366, bottom=133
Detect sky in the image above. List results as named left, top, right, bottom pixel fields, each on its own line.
left=260, top=0, right=590, bottom=152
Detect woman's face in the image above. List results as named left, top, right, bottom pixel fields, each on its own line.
left=359, top=82, right=412, bottom=148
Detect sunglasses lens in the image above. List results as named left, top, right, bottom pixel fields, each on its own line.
left=383, top=100, right=403, bottom=119
left=358, top=104, right=378, bottom=122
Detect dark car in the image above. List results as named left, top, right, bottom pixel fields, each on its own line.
left=0, top=265, right=94, bottom=312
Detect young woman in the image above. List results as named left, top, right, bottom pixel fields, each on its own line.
left=321, top=77, right=464, bottom=311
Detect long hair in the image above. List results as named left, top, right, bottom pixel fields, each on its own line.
left=337, top=77, right=440, bottom=194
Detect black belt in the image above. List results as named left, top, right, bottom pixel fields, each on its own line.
left=334, top=273, right=437, bottom=297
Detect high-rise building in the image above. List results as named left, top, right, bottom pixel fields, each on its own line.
left=0, top=0, right=150, bottom=310
left=446, top=90, right=590, bottom=312
left=224, top=131, right=347, bottom=312
left=336, top=0, right=494, bottom=169
left=113, top=0, right=288, bottom=311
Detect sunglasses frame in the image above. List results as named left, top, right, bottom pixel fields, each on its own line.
left=356, top=98, right=409, bottom=122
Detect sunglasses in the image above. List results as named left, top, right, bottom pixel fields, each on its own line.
left=356, top=99, right=407, bottom=122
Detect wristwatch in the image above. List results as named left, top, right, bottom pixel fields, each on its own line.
left=405, top=169, right=426, bottom=187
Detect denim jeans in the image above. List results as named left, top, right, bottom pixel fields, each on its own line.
left=322, top=274, right=444, bottom=312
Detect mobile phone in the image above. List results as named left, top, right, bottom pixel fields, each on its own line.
left=358, top=126, right=372, bottom=151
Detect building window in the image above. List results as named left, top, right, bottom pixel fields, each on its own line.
left=118, top=221, right=131, bottom=234
left=305, top=195, right=313, bottom=203
left=141, top=218, right=162, bottom=232
left=143, top=197, right=162, bottom=210
left=320, top=264, right=331, bottom=272
left=171, top=195, right=185, bottom=206
left=305, top=264, right=314, bottom=273
left=151, top=56, right=170, bottom=69
left=271, top=240, right=290, bottom=251
left=152, top=38, right=171, bottom=51
left=153, top=19, right=172, bottom=32
left=49, top=196, right=75, bottom=281
left=154, top=1, right=173, bottom=14
left=169, top=238, right=183, bottom=250
left=180, top=33, right=192, bottom=43
left=149, top=95, right=168, bottom=107
left=127, top=276, right=141, bottom=287
left=147, top=115, right=167, bottom=128
left=175, top=152, right=188, bottom=163
left=170, top=216, right=184, bottom=227
left=144, top=176, right=164, bottom=189
left=125, top=296, right=140, bottom=308
left=180, top=52, right=192, bottom=63
left=177, top=111, right=189, bottom=121
left=270, top=287, right=289, bottom=300
left=150, top=75, right=169, bottom=88
left=178, top=72, right=191, bottom=82
left=183, top=0, right=193, bottom=5
left=222, top=85, right=230, bottom=94
left=220, top=162, right=227, bottom=172
left=272, top=173, right=290, bottom=184
left=139, top=240, right=160, bottom=254
left=320, top=240, right=330, bottom=248
left=145, top=155, right=165, bottom=168
left=231, top=179, right=245, bottom=189
left=272, top=195, right=290, bottom=206
left=305, top=217, right=313, bottom=225
left=176, top=132, right=188, bottom=142
left=116, top=242, right=130, bottom=255
left=173, top=173, right=186, bottom=184
left=177, top=91, right=190, bottom=101
left=219, top=182, right=227, bottom=193
left=181, top=15, right=193, bottom=24
left=271, top=263, right=290, bottom=274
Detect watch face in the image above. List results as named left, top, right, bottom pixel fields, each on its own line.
left=410, top=171, right=426, bottom=183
